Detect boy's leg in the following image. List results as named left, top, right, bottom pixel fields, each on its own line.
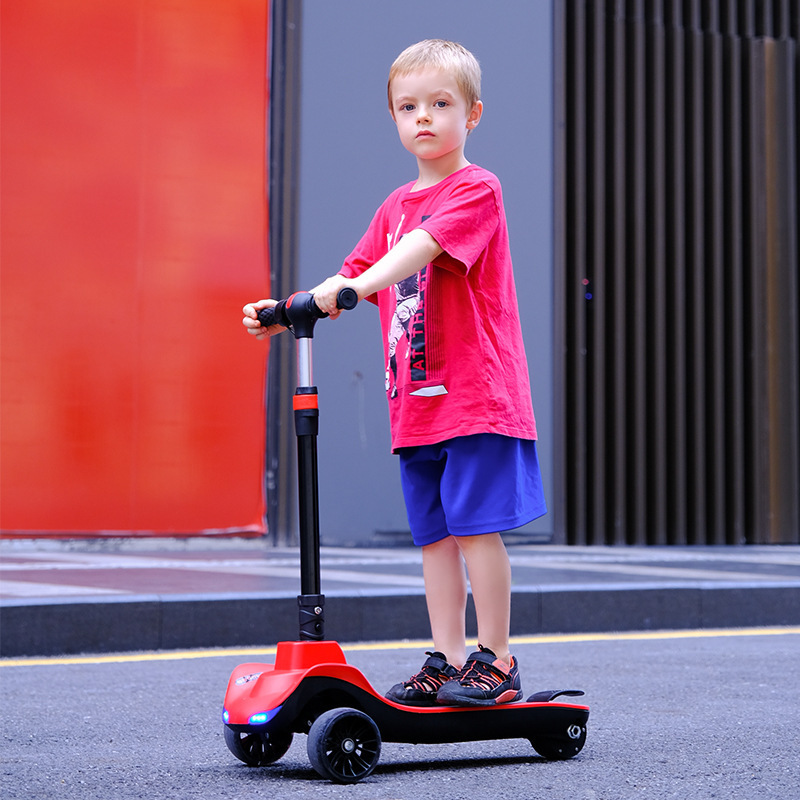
left=454, top=532, right=511, bottom=665
left=422, top=536, right=468, bottom=669
left=384, top=535, right=465, bottom=706
left=437, top=531, right=522, bottom=706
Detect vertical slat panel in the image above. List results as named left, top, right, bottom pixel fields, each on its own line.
left=704, top=5, right=728, bottom=544
left=794, top=0, right=800, bottom=288
left=646, top=0, right=668, bottom=545
left=793, top=3, right=800, bottom=540
left=685, top=0, right=707, bottom=544
left=566, top=0, right=589, bottom=545
left=722, top=0, right=747, bottom=544
left=589, top=0, right=608, bottom=544
left=794, top=2, right=800, bottom=544
left=665, top=0, right=689, bottom=544
left=758, top=0, right=774, bottom=36
left=611, top=0, right=629, bottom=545
left=742, top=11, right=771, bottom=542
left=628, top=0, right=648, bottom=544
left=552, top=0, right=569, bottom=545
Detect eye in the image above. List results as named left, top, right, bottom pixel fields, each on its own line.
left=400, top=103, right=415, bottom=113
left=433, top=100, right=448, bottom=109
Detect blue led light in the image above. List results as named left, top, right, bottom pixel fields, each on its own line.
left=248, top=704, right=282, bottom=726
left=222, top=709, right=229, bottom=724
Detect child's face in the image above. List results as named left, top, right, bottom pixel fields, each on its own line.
left=389, top=68, right=481, bottom=166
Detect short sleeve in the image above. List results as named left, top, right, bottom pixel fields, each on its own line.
left=416, top=177, right=500, bottom=275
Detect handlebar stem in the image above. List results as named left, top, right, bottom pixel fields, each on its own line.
left=297, top=339, right=313, bottom=388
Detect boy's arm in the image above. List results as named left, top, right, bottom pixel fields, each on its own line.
left=312, top=228, right=442, bottom=317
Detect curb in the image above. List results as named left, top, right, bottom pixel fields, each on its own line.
left=3, top=582, right=799, bottom=658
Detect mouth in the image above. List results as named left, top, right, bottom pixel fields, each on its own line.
left=416, top=130, right=434, bottom=138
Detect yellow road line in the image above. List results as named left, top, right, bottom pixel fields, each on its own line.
left=2, top=626, right=798, bottom=668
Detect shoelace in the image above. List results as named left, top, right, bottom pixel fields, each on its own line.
left=403, top=650, right=455, bottom=694
left=458, top=658, right=508, bottom=691
left=405, top=665, right=450, bottom=693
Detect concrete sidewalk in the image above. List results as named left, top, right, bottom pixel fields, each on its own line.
left=1, top=538, right=799, bottom=657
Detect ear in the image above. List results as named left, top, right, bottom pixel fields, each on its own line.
left=466, top=100, right=483, bottom=130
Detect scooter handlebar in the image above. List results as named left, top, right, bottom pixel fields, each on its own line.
left=256, top=287, right=358, bottom=338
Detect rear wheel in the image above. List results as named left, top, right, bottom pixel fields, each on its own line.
left=307, top=707, right=381, bottom=783
left=224, top=725, right=293, bottom=766
left=530, top=722, right=587, bottom=760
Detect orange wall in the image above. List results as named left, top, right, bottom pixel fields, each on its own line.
left=0, top=0, right=271, bottom=535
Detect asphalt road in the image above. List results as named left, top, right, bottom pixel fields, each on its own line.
left=2, top=628, right=798, bottom=800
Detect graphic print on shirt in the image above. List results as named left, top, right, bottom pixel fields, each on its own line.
left=386, top=272, right=420, bottom=398
left=385, top=214, right=434, bottom=400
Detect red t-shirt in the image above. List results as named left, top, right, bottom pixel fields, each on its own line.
left=340, top=164, right=537, bottom=451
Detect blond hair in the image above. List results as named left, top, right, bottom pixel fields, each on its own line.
left=387, top=39, right=481, bottom=113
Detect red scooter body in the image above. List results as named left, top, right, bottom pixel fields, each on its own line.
left=223, top=293, right=589, bottom=783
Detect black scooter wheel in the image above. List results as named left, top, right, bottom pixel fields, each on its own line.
left=224, top=725, right=293, bottom=766
left=307, top=707, right=381, bottom=783
left=530, top=722, right=587, bottom=760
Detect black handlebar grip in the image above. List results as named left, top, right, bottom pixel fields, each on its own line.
left=256, top=303, right=284, bottom=329
left=255, top=287, right=357, bottom=330
left=336, top=287, right=358, bottom=310
left=256, top=306, right=275, bottom=328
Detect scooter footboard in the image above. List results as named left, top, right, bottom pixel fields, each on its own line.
left=233, top=673, right=588, bottom=751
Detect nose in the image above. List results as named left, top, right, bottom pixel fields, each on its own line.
left=416, top=104, right=431, bottom=123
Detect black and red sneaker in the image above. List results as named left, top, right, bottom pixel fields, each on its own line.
left=385, top=651, right=459, bottom=707
left=436, top=644, right=522, bottom=707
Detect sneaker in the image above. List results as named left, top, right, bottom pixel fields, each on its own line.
left=436, top=644, right=522, bottom=707
left=385, top=651, right=460, bottom=706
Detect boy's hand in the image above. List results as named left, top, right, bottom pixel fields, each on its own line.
left=242, top=299, right=282, bottom=339
left=310, top=275, right=359, bottom=319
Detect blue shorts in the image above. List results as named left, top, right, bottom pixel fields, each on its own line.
left=398, top=434, right=547, bottom=547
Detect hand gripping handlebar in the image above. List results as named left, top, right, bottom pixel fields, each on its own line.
left=256, top=288, right=358, bottom=339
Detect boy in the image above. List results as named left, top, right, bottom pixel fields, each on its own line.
left=243, top=39, right=546, bottom=706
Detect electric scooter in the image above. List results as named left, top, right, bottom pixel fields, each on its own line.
left=222, top=290, right=589, bottom=783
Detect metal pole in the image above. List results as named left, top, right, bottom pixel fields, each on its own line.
left=294, top=336, right=324, bottom=640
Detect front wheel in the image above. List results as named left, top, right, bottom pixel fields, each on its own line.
left=224, top=725, right=293, bottom=766
left=307, top=707, right=381, bottom=783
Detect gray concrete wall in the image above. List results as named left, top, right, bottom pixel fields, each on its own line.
left=296, top=0, right=554, bottom=545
